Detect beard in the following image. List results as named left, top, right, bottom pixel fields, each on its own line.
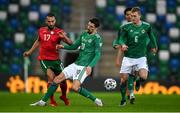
left=87, top=29, right=92, bottom=34
left=48, top=25, right=54, bottom=30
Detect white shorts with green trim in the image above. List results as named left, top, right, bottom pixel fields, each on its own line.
left=62, top=63, right=87, bottom=83
left=120, top=57, right=148, bottom=74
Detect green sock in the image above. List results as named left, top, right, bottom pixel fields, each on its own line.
left=120, top=82, right=126, bottom=101
left=78, top=87, right=96, bottom=101
left=42, top=83, right=58, bottom=102
left=128, top=74, right=134, bottom=94
left=136, top=76, right=145, bottom=83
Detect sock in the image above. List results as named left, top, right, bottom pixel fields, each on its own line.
left=128, top=74, right=134, bottom=96
left=120, top=82, right=126, bottom=101
left=78, top=87, right=96, bottom=102
left=47, top=83, right=55, bottom=102
left=60, top=80, right=67, bottom=97
left=42, top=83, right=58, bottom=102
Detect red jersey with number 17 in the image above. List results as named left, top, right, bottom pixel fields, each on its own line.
left=38, top=27, right=64, bottom=60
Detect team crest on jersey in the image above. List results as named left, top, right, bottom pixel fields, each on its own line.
left=130, top=29, right=133, bottom=32
left=88, top=39, right=92, bottom=43
left=141, top=29, right=145, bottom=34
left=50, top=31, right=54, bottom=35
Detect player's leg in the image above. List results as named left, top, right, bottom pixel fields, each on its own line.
left=127, top=74, right=135, bottom=104
left=53, top=60, right=70, bottom=106
left=59, top=80, right=70, bottom=105
left=136, top=57, right=148, bottom=81
left=135, top=75, right=141, bottom=91
left=135, top=57, right=148, bottom=90
left=72, top=66, right=103, bottom=106
left=119, top=73, right=128, bottom=106
left=30, top=72, right=66, bottom=106
left=46, top=69, right=58, bottom=106
left=119, top=57, right=134, bottom=106
left=127, top=73, right=135, bottom=99
left=40, top=60, right=58, bottom=106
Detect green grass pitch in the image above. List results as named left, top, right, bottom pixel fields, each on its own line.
left=0, top=92, right=180, bottom=112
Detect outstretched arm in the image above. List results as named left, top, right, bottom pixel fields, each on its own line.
left=56, top=37, right=81, bottom=50
left=59, top=31, right=73, bottom=45
left=23, top=38, right=39, bottom=57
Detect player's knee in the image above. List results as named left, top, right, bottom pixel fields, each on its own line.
left=120, top=78, right=126, bottom=84
left=72, top=85, right=79, bottom=92
left=53, top=77, right=59, bottom=84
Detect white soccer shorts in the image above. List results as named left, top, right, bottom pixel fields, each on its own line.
left=62, top=63, right=87, bottom=83
left=120, top=57, right=148, bottom=74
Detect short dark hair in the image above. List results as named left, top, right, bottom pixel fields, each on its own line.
left=131, top=7, right=141, bottom=15
left=46, top=13, right=56, bottom=17
left=89, top=18, right=100, bottom=28
left=124, top=7, right=132, bottom=15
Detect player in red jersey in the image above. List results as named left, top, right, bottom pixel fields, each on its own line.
left=23, top=13, right=72, bottom=106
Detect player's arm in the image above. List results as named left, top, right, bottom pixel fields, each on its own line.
left=56, top=37, right=81, bottom=50
left=88, top=37, right=103, bottom=68
left=115, top=48, right=124, bottom=67
left=113, top=27, right=122, bottom=49
left=59, top=31, right=73, bottom=45
left=113, top=29, right=121, bottom=49
left=148, top=26, right=158, bottom=54
left=118, top=27, right=128, bottom=51
left=23, top=33, right=39, bottom=57
left=86, top=37, right=102, bottom=75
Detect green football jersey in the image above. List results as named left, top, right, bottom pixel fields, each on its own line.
left=118, top=21, right=157, bottom=58
left=113, top=22, right=151, bottom=48
left=64, top=31, right=103, bottom=67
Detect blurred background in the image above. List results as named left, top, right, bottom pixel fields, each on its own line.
left=0, top=0, right=180, bottom=93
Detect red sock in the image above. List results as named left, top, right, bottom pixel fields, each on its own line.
left=47, top=83, right=55, bottom=102
left=60, top=81, right=67, bottom=97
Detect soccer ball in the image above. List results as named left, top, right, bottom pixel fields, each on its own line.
left=104, top=78, right=117, bottom=90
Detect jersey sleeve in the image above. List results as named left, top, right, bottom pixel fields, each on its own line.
left=112, top=28, right=121, bottom=48
left=118, top=25, right=128, bottom=45
left=63, top=36, right=81, bottom=50
left=147, top=26, right=158, bottom=49
left=88, top=35, right=103, bottom=67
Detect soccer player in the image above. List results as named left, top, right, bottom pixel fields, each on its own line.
left=23, top=13, right=72, bottom=106
left=113, top=7, right=141, bottom=101
left=30, top=18, right=103, bottom=107
left=117, top=7, right=158, bottom=106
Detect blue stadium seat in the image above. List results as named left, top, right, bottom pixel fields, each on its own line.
left=170, top=58, right=180, bottom=72
left=11, top=63, right=21, bottom=74
left=3, top=39, right=13, bottom=50
left=126, top=0, right=137, bottom=7
left=149, top=66, right=158, bottom=76
left=9, top=18, right=19, bottom=29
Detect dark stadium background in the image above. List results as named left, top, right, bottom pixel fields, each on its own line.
left=0, top=0, right=179, bottom=95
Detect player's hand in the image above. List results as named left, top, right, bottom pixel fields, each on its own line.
left=151, top=48, right=157, bottom=55
left=114, top=45, right=121, bottom=49
left=23, top=51, right=31, bottom=57
left=86, top=66, right=92, bottom=76
left=56, top=44, right=64, bottom=49
left=121, top=44, right=128, bottom=51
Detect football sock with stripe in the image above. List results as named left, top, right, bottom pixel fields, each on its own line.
left=128, top=74, right=134, bottom=96
left=120, top=82, right=126, bottom=101
left=47, top=82, right=55, bottom=102
left=42, top=82, right=58, bottom=102
left=78, top=87, right=96, bottom=102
